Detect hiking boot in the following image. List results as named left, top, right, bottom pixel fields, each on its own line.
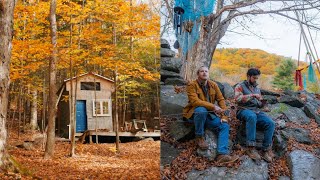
left=196, top=136, right=209, bottom=150
left=216, top=154, right=239, bottom=164
left=246, top=147, right=261, bottom=160
left=262, top=149, right=274, bottom=163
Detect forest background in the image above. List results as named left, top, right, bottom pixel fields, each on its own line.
left=10, top=0, right=160, bottom=133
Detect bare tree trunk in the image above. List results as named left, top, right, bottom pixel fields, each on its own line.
left=42, top=71, right=47, bottom=133
left=69, top=15, right=76, bottom=157
left=0, top=0, right=15, bottom=166
left=30, top=89, right=38, bottom=130
left=178, top=0, right=235, bottom=80
left=44, top=0, right=58, bottom=159
left=18, top=87, right=22, bottom=138
left=114, top=69, right=119, bottom=152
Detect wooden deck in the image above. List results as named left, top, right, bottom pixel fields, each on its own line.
left=76, top=131, right=160, bottom=137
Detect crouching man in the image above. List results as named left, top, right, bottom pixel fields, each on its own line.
left=234, top=68, right=275, bottom=162
left=183, top=66, right=238, bottom=164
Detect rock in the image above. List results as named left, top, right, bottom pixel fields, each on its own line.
left=160, top=85, right=188, bottom=116
left=275, top=119, right=286, bottom=129
left=283, top=90, right=298, bottom=97
left=315, top=148, right=320, bottom=156
left=165, top=78, right=186, bottom=86
left=160, top=69, right=181, bottom=80
left=288, top=150, right=320, bottom=180
left=187, top=156, right=268, bottom=180
left=281, top=128, right=313, bottom=144
left=279, top=95, right=304, bottom=108
left=161, top=142, right=181, bottom=166
left=298, top=90, right=317, bottom=102
left=161, top=57, right=182, bottom=73
left=161, top=39, right=170, bottom=49
left=161, top=48, right=175, bottom=57
left=267, top=103, right=310, bottom=125
left=304, top=102, right=320, bottom=125
left=168, top=120, right=194, bottom=141
left=261, top=89, right=281, bottom=96
left=214, top=81, right=225, bottom=97
left=196, top=130, right=218, bottom=161
left=262, top=95, right=278, bottom=104
left=222, top=83, right=234, bottom=99
left=273, top=132, right=287, bottom=157
left=278, top=176, right=290, bottom=180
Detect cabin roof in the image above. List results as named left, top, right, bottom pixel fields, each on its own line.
left=64, top=72, right=114, bottom=83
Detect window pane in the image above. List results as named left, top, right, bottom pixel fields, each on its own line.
left=81, top=82, right=101, bottom=90
left=95, top=101, right=101, bottom=115
left=102, top=101, right=109, bottom=114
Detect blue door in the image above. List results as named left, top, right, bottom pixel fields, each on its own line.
left=76, top=100, right=87, bottom=132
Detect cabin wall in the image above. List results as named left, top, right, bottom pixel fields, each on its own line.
left=65, top=74, right=114, bottom=131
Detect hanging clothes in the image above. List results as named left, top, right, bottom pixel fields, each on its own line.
left=295, top=70, right=303, bottom=90
left=303, top=74, right=307, bottom=89
left=308, top=62, right=316, bottom=82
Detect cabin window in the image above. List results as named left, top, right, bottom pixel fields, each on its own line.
left=81, top=82, right=101, bottom=91
left=93, top=99, right=111, bottom=116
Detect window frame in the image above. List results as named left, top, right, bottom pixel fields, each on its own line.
left=92, top=99, right=111, bottom=116
left=80, top=82, right=101, bottom=91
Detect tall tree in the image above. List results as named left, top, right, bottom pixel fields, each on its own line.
left=164, top=0, right=320, bottom=80
left=272, top=58, right=297, bottom=90
left=0, top=0, right=15, bottom=166
left=44, top=0, right=58, bottom=159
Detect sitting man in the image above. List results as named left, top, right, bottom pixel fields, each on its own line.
left=183, top=66, right=238, bottom=163
left=234, top=68, right=275, bottom=162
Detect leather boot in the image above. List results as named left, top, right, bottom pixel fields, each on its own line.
left=246, top=146, right=261, bottom=160
left=196, top=136, right=209, bottom=150
left=262, top=149, right=274, bottom=163
left=216, top=154, right=239, bottom=164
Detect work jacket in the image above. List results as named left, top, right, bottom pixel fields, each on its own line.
left=183, top=79, right=227, bottom=119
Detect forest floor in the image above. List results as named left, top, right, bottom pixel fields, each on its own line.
left=0, top=128, right=160, bottom=179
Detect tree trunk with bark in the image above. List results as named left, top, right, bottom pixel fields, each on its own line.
left=44, top=0, right=58, bottom=159
left=0, top=0, right=15, bottom=167
left=30, top=89, right=38, bottom=130
left=179, top=0, right=235, bottom=81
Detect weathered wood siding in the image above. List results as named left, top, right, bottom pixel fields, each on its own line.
left=65, top=74, right=114, bottom=131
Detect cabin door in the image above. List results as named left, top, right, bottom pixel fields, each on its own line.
left=76, top=100, right=87, bottom=132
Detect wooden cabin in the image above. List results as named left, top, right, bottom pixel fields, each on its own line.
left=56, top=72, right=115, bottom=139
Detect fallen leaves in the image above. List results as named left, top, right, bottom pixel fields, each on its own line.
left=2, top=130, right=160, bottom=179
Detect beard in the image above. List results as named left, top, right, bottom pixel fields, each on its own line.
left=249, top=80, right=257, bottom=86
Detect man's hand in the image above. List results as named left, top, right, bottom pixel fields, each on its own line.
left=252, top=94, right=262, bottom=100
left=221, top=118, right=228, bottom=123
left=213, top=105, right=223, bottom=114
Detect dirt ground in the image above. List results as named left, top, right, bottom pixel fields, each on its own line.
left=1, top=130, right=160, bottom=179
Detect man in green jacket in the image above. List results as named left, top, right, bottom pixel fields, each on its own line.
left=183, top=66, right=238, bottom=163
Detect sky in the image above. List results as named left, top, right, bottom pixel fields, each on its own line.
left=160, top=3, right=320, bottom=62
left=219, top=14, right=320, bottom=61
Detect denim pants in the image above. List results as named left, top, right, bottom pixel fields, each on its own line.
left=189, top=106, right=230, bottom=155
left=236, top=109, right=275, bottom=150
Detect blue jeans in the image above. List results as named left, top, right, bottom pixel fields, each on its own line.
left=236, top=109, right=275, bottom=150
left=189, top=106, right=230, bottom=155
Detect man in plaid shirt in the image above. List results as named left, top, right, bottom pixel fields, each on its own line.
left=234, top=68, right=275, bottom=162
